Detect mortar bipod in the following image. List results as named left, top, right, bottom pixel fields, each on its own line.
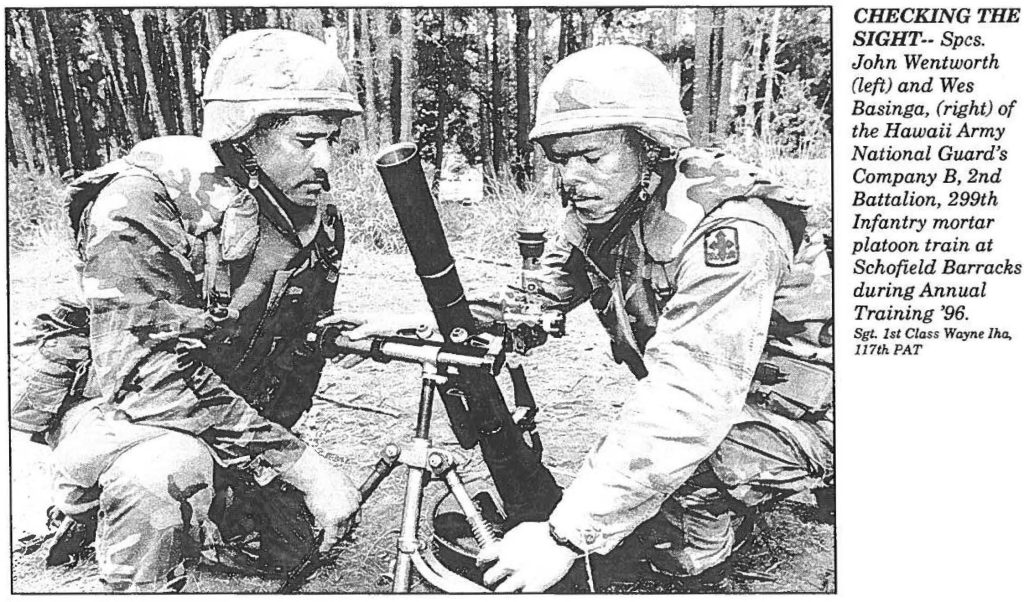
left=355, top=360, right=499, bottom=593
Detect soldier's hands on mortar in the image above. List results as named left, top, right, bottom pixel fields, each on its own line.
left=280, top=447, right=362, bottom=553
left=477, top=521, right=577, bottom=592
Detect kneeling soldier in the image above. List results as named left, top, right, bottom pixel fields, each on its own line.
left=12, top=30, right=367, bottom=591
left=478, top=44, right=834, bottom=592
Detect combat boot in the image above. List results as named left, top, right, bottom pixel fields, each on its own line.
left=641, top=487, right=756, bottom=579
left=45, top=506, right=97, bottom=567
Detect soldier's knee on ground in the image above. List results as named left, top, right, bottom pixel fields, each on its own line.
left=96, top=432, right=215, bottom=590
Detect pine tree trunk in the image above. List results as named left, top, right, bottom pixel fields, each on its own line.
left=156, top=10, right=181, bottom=134
left=7, top=14, right=41, bottom=170
left=223, top=9, right=242, bottom=36
left=358, top=10, right=379, bottom=147
left=189, top=24, right=204, bottom=131
left=7, top=97, right=31, bottom=169
left=5, top=16, right=24, bottom=168
left=18, top=12, right=54, bottom=172
left=205, top=9, right=223, bottom=49
left=532, top=9, right=549, bottom=184
left=708, top=9, right=723, bottom=130
left=165, top=9, right=194, bottom=134
left=475, top=11, right=494, bottom=182
left=532, top=8, right=547, bottom=104
left=490, top=10, right=508, bottom=178
left=347, top=9, right=356, bottom=62
left=103, top=16, right=143, bottom=144
left=375, top=11, right=393, bottom=143
left=47, top=9, right=87, bottom=170
left=29, top=10, right=71, bottom=174
left=743, top=11, right=767, bottom=133
left=7, top=118, right=19, bottom=168
left=132, top=10, right=169, bottom=136
left=118, top=11, right=149, bottom=139
left=54, top=10, right=101, bottom=168
left=513, top=8, right=532, bottom=187
left=715, top=10, right=742, bottom=139
left=432, top=10, right=447, bottom=184
left=760, top=8, right=781, bottom=140
left=399, top=9, right=415, bottom=141
left=691, top=8, right=713, bottom=145
left=580, top=8, right=596, bottom=48
left=557, top=10, right=571, bottom=60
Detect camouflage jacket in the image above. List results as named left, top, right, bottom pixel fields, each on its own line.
left=53, top=136, right=344, bottom=486
left=537, top=148, right=832, bottom=553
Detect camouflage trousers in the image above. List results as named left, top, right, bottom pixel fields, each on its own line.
left=642, top=403, right=834, bottom=577
left=50, top=402, right=315, bottom=591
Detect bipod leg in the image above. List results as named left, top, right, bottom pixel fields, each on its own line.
left=393, top=365, right=439, bottom=593
left=393, top=453, right=428, bottom=592
left=359, top=444, right=401, bottom=503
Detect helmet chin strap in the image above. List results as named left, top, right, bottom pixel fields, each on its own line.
left=222, top=141, right=262, bottom=190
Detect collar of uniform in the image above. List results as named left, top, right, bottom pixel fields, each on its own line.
left=254, top=183, right=323, bottom=248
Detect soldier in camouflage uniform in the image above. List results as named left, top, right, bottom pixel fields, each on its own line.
left=478, top=45, right=834, bottom=591
left=12, top=30, right=365, bottom=591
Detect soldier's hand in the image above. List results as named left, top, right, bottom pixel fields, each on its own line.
left=280, top=448, right=361, bottom=553
left=317, top=310, right=437, bottom=341
left=477, top=521, right=577, bottom=592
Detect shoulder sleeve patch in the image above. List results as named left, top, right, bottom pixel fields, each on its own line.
left=704, top=226, right=740, bottom=267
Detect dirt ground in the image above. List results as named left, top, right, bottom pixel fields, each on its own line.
left=8, top=240, right=835, bottom=593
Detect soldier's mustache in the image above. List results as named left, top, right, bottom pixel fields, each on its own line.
left=559, top=185, right=594, bottom=207
left=305, top=169, right=331, bottom=192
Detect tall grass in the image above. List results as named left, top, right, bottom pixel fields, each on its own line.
left=325, top=150, right=404, bottom=253
left=7, top=167, right=73, bottom=254
left=439, top=173, right=562, bottom=260
left=328, top=151, right=562, bottom=259
left=722, top=133, right=832, bottom=232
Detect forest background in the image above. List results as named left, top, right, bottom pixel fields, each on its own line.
left=7, top=6, right=831, bottom=256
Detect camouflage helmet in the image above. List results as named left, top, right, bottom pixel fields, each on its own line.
left=202, top=29, right=362, bottom=143
left=530, top=44, right=690, bottom=149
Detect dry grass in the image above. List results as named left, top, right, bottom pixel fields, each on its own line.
left=327, top=150, right=563, bottom=260
left=8, top=168, right=75, bottom=253
left=722, top=134, right=833, bottom=232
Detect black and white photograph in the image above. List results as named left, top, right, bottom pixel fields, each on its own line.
left=6, top=5, right=834, bottom=593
